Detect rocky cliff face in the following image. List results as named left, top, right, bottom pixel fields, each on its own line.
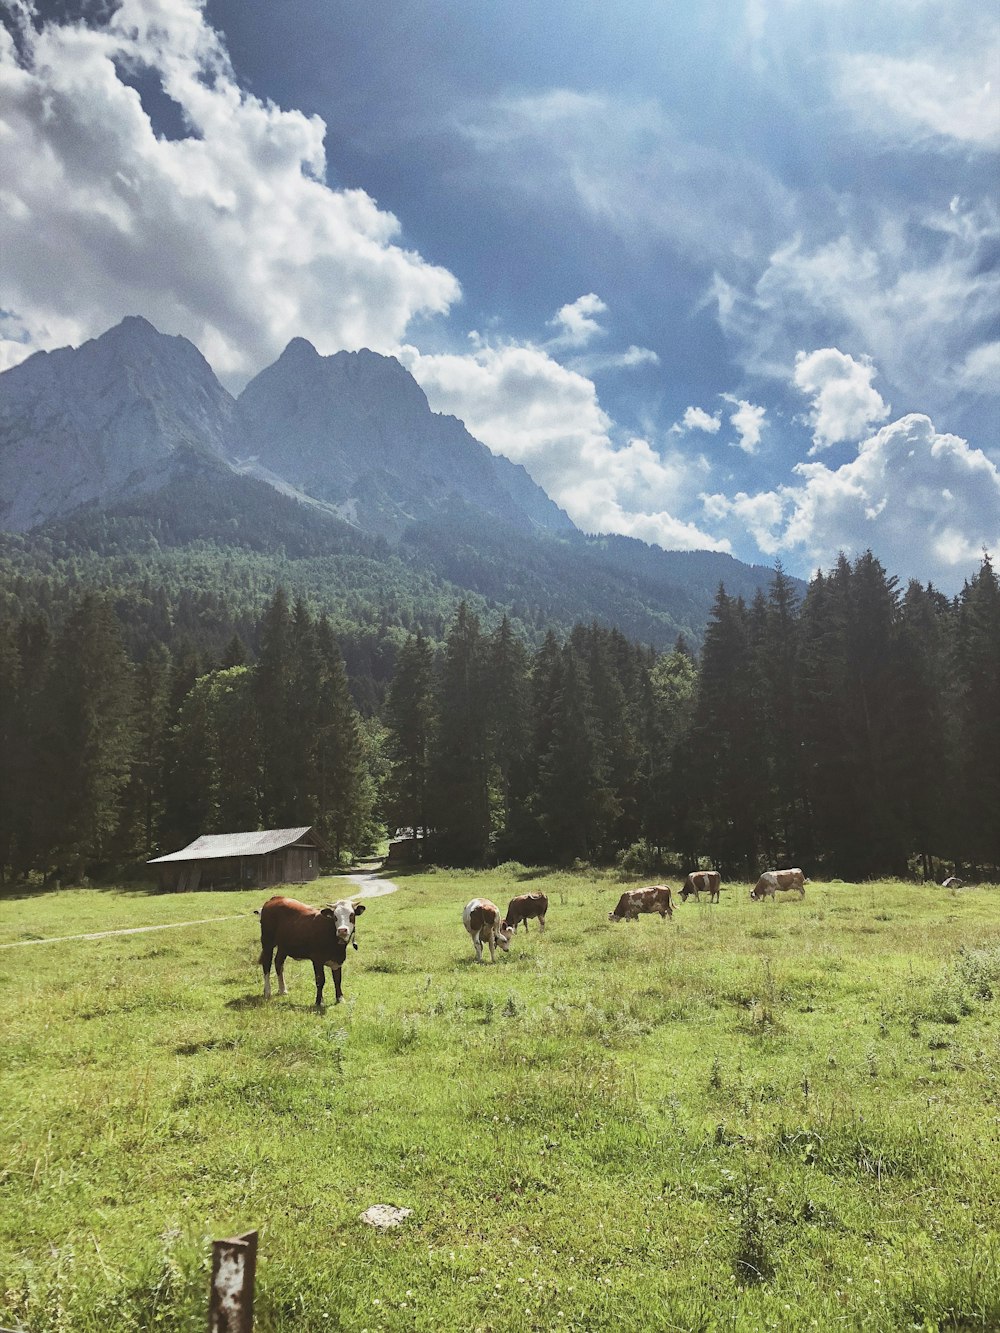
left=0, top=318, right=235, bottom=531
left=0, top=320, right=573, bottom=540
left=234, top=341, right=574, bottom=538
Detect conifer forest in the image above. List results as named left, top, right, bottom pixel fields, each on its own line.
left=0, top=551, right=998, bottom=886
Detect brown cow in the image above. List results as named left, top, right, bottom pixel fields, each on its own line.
left=608, top=885, right=674, bottom=922
left=257, top=896, right=366, bottom=1006
left=750, top=868, right=806, bottom=901
left=502, top=892, right=548, bottom=933
left=463, top=898, right=512, bottom=963
left=680, top=870, right=721, bottom=903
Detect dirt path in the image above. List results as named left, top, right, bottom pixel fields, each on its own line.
left=0, top=873, right=400, bottom=950
left=0, top=916, right=246, bottom=950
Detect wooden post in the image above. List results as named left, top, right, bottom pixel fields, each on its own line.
left=208, top=1230, right=258, bottom=1333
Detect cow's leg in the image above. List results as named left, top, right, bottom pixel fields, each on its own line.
left=275, top=951, right=289, bottom=995
left=487, top=932, right=497, bottom=963
left=312, top=960, right=326, bottom=1007
left=331, top=965, right=344, bottom=1004
left=539, top=914, right=546, bottom=932
left=472, top=933, right=484, bottom=963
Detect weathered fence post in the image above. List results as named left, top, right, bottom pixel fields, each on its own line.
left=208, top=1229, right=258, bottom=1333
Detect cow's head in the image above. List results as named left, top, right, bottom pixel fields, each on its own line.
left=322, top=899, right=366, bottom=944
left=496, top=923, right=513, bottom=951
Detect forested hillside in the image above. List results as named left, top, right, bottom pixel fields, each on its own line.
left=1, top=551, right=997, bottom=885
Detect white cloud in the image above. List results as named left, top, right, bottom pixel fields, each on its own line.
left=838, top=45, right=1000, bottom=148
left=461, top=89, right=793, bottom=265
left=793, top=347, right=890, bottom=452
left=956, top=340, right=1000, bottom=390
left=549, top=293, right=607, bottom=347
left=680, top=406, right=722, bottom=434
left=712, top=203, right=1000, bottom=421
left=398, top=337, right=728, bottom=552
left=0, top=1, right=460, bottom=387
left=725, top=397, right=767, bottom=454
left=703, top=413, right=1000, bottom=590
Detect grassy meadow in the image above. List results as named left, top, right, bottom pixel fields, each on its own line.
left=1, top=869, right=998, bottom=1332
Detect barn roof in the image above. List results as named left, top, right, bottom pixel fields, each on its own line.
left=148, top=827, right=318, bottom=864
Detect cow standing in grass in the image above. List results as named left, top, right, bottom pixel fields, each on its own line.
left=257, top=896, right=366, bottom=1006
left=750, top=868, right=806, bottom=901
left=503, top=892, right=548, bottom=933
left=608, top=885, right=674, bottom=921
left=680, top=871, right=721, bottom=903
left=463, top=898, right=512, bottom=963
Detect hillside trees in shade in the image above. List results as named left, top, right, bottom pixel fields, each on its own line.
left=955, top=556, right=1000, bottom=871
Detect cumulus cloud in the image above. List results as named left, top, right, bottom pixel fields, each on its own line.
left=398, top=337, right=728, bottom=552
left=0, top=1, right=459, bottom=386
left=702, top=413, right=1000, bottom=590
left=725, top=397, right=767, bottom=454
left=793, top=348, right=890, bottom=452
left=549, top=293, right=608, bottom=347
left=680, top=406, right=722, bottom=434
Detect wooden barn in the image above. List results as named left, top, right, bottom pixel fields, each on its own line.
left=148, top=827, right=327, bottom=892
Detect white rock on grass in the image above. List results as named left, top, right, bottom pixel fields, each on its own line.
left=359, top=1204, right=412, bottom=1230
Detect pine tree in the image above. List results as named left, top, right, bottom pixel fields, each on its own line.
left=955, top=555, right=1000, bottom=873
left=314, top=616, right=374, bottom=860
left=535, top=643, right=618, bottom=862
left=0, top=619, right=21, bottom=882
left=431, top=604, right=491, bottom=864
left=42, top=597, right=137, bottom=881
left=382, top=632, right=435, bottom=845
left=255, top=588, right=296, bottom=826
left=487, top=616, right=531, bottom=858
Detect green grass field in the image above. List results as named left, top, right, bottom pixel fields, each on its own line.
left=1, top=869, right=998, bottom=1332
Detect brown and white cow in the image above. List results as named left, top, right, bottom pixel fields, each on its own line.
left=750, top=868, right=806, bottom=901
left=680, top=870, right=721, bottom=903
left=463, top=898, right=512, bottom=963
left=502, top=892, right=548, bottom=933
left=608, top=885, right=674, bottom=922
left=257, top=896, right=366, bottom=1006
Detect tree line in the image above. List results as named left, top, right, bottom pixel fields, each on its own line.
left=0, top=552, right=997, bottom=885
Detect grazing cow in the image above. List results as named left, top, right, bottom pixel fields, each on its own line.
left=463, top=898, right=512, bottom=963
left=257, top=896, right=366, bottom=1006
left=608, top=885, right=674, bottom=922
left=502, top=892, right=548, bottom=933
left=680, top=870, right=721, bottom=903
left=750, top=868, right=806, bottom=901
left=941, top=876, right=964, bottom=888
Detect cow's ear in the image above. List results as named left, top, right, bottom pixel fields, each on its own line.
left=354, top=903, right=366, bottom=916
left=320, top=907, right=337, bottom=919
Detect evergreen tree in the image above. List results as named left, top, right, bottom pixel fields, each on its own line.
left=255, top=588, right=296, bottom=826
left=314, top=616, right=375, bottom=860
left=535, top=644, right=618, bottom=862
left=643, top=642, right=699, bottom=862
left=955, top=555, right=1000, bottom=873
left=897, top=582, right=960, bottom=878
left=487, top=616, right=531, bottom=858
left=431, top=604, right=491, bottom=864
left=41, top=597, right=137, bottom=881
left=382, top=632, right=435, bottom=843
left=692, top=587, right=763, bottom=877
left=0, top=619, right=21, bottom=882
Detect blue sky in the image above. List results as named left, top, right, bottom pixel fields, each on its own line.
left=1, top=0, right=997, bottom=589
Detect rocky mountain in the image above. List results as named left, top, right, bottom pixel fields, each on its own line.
left=0, top=317, right=234, bottom=531
left=233, top=340, right=573, bottom=538
left=0, top=316, right=793, bottom=652
left=0, top=318, right=570, bottom=539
